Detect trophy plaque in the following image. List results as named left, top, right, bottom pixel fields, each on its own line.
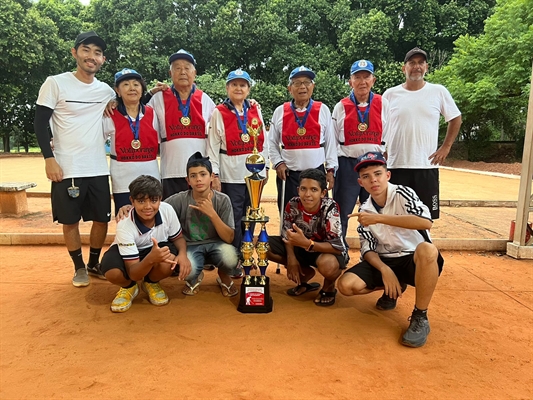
left=237, top=120, right=273, bottom=313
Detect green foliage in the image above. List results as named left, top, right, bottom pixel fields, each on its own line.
left=430, top=0, right=532, bottom=160
left=1, top=0, right=509, bottom=155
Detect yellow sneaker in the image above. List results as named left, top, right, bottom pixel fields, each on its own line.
left=110, top=283, right=139, bottom=313
left=142, top=281, right=169, bottom=306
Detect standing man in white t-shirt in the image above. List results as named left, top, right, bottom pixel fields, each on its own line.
left=383, top=47, right=462, bottom=219
left=34, top=31, right=116, bottom=288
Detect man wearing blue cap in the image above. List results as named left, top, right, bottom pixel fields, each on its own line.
left=337, top=151, right=444, bottom=347
left=332, top=60, right=389, bottom=250
left=147, top=49, right=216, bottom=199
left=268, top=66, right=337, bottom=212
left=34, top=31, right=116, bottom=288
left=207, top=69, right=269, bottom=252
left=383, top=47, right=462, bottom=219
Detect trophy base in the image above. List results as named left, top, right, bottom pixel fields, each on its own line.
left=237, top=276, right=273, bottom=314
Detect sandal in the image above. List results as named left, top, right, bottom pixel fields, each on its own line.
left=216, top=277, right=238, bottom=297
left=182, top=271, right=204, bottom=296
left=287, top=282, right=320, bottom=296
left=314, top=289, right=337, bottom=307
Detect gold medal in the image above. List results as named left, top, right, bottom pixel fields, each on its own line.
left=241, top=133, right=250, bottom=143
left=297, top=127, right=306, bottom=136
left=131, top=139, right=141, bottom=149
left=358, top=123, right=368, bottom=132
left=180, top=116, right=191, bottom=126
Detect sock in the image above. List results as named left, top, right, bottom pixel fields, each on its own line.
left=144, top=276, right=157, bottom=284
left=413, top=307, right=428, bottom=317
left=69, top=249, right=85, bottom=271
left=123, top=281, right=136, bottom=289
left=88, top=247, right=102, bottom=268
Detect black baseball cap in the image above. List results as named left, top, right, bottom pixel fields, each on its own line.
left=74, top=31, right=107, bottom=51
left=404, top=47, right=427, bottom=62
left=187, top=152, right=212, bottom=174
left=354, top=152, right=387, bottom=172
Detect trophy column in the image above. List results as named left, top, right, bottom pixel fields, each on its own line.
left=237, top=123, right=273, bottom=313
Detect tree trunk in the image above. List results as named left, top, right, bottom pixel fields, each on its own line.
left=3, top=133, right=11, bottom=153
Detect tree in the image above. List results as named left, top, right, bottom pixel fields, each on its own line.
left=430, top=0, right=533, bottom=160
left=0, top=0, right=63, bottom=152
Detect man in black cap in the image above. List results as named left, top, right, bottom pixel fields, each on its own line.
left=338, top=151, right=444, bottom=347
left=34, top=31, right=116, bottom=288
left=382, top=47, right=462, bottom=220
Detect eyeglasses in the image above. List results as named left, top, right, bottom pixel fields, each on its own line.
left=291, top=80, right=313, bottom=88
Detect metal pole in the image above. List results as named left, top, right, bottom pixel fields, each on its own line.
left=276, top=178, right=286, bottom=273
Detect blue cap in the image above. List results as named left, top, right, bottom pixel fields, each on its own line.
left=289, top=66, right=316, bottom=82
left=226, top=69, right=252, bottom=85
left=350, top=60, right=374, bottom=75
left=114, top=68, right=142, bottom=85
left=169, top=49, right=196, bottom=65
left=354, top=152, right=387, bottom=172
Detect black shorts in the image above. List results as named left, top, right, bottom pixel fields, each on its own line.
left=268, top=236, right=346, bottom=270
left=389, top=168, right=439, bottom=219
left=51, top=175, right=111, bottom=224
left=100, top=241, right=179, bottom=280
left=344, top=253, right=444, bottom=289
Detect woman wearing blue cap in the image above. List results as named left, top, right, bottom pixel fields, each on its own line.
left=104, top=68, right=160, bottom=213
left=207, top=69, right=269, bottom=252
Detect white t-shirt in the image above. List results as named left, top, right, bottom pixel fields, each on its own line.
left=103, top=109, right=161, bottom=194
left=148, top=90, right=216, bottom=179
left=36, top=72, right=115, bottom=178
left=382, top=82, right=461, bottom=169
left=332, top=96, right=390, bottom=159
left=268, top=102, right=338, bottom=171
left=114, top=202, right=182, bottom=261
left=206, top=107, right=270, bottom=183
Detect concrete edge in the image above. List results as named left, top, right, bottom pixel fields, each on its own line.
left=0, top=233, right=509, bottom=251
left=26, top=192, right=521, bottom=208
left=440, top=166, right=521, bottom=179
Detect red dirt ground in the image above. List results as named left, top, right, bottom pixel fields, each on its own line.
left=0, top=246, right=532, bottom=399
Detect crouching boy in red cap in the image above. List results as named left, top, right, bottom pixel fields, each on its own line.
left=337, top=152, right=443, bottom=347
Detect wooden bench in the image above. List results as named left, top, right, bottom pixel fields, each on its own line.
left=0, top=182, right=37, bottom=216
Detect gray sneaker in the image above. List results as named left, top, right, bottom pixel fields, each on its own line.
left=72, top=268, right=90, bottom=287
left=87, top=263, right=106, bottom=280
left=401, top=311, right=430, bottom=348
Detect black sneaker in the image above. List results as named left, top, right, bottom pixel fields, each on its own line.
left=87, top=263, right=106, bottom=280
left=376, top=283, right=407, bottom=310
left=401, top=310, right=430, bottom=348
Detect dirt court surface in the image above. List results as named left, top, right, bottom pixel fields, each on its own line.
left=1, top=156, right=532, bottom=399
left=0, top=246, right=532, bottom=399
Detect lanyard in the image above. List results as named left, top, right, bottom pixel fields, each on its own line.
left=350, top=91, right=374, bottom=125
left=290, top=99, right=313, bottom=129
left=172, top=85, right=195, bottom=117
left=126, top=108, right=140, bottom=141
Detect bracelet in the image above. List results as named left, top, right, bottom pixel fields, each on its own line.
left=306, top=239, right=315, bottom=251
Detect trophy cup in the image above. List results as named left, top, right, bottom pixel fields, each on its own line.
left=237, top=119, right=273, bottom=313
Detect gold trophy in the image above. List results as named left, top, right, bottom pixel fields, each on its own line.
left=237, top=119, right=273, bottom=313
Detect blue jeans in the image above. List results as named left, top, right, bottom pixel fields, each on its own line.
left=185, top=241, right=239, bottom=283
